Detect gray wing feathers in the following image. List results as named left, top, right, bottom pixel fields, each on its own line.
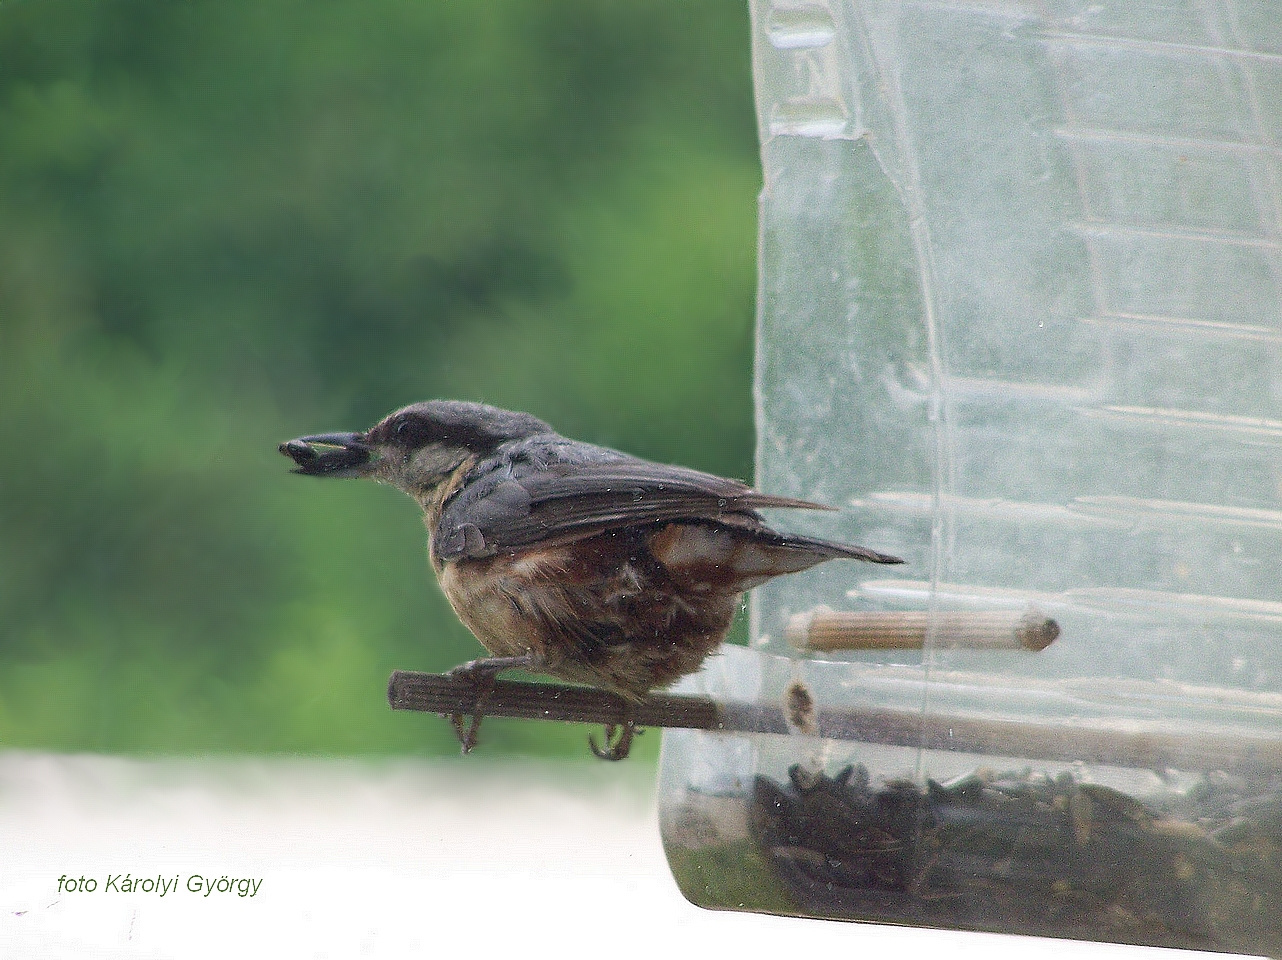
left=518, top=462, right=830, bottom=511
left=435, top=458, right=833, bottom=560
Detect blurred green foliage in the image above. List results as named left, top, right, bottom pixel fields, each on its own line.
left=0, top=0, right=760, bottom=756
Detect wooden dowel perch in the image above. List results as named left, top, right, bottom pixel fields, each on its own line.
left=387, top=670, right=1282, bottom=776
left=787, top=608, right=1060, bottom=652
left=387, top=672, right=719, bottom=730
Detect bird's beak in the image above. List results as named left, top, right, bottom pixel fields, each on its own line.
left=279, top=432, right=372, bottom=477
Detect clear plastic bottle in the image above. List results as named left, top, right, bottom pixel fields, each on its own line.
left=659, top=2, right=1282, bottom=953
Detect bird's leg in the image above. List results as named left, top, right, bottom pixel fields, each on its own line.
left=588, top=704, right=639, bottom=762
left=445, top=653, right=543, bottom=754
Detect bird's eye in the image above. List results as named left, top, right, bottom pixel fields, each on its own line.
left=390, top=415, right=433, bottom=446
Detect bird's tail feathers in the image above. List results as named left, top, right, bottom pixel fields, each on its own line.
left=779, top=533, right=904, bottom=567
left=726, top=531, right=902, bottom=588
left=649, top=523, right=903, bottom=595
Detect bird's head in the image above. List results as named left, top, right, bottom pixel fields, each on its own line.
left=279, top=400, right=552, bottom=500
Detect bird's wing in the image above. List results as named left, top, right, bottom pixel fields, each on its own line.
left=434, top=459, right=833, bottom=560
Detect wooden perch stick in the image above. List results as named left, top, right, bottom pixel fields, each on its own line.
left=387, top=671, right=1282, bottom=776
left=787, top=608, right=1060, bottom=652
left=387, top=671, right=719, bottom=730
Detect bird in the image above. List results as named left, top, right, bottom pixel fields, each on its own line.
left=280, top=400, right=902, bottom=758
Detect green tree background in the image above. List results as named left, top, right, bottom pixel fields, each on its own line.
left=0, top=0, right=760, bottom=758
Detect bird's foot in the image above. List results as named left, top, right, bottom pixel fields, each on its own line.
left=589, top=710, right=638, bottom=762
left=448, top=708, right=487, bottom=755
left=444, top=654, right=541, bottom=755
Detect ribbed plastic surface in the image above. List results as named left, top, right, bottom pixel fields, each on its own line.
left=660, top=3, right=1282, bottom=952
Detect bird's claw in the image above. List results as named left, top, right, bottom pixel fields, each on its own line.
left=444, top=662, right=502, bottom=755
left=449, top=710, right=484, bottom=754
left=589, top=718, right=638, bottom=761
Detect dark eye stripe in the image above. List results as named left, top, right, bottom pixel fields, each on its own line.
left=390, top=415, right=436, bottom=446
left=379, top=410, right=516, bottom=453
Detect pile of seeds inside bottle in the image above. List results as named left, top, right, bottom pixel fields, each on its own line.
left=751, top=763, right=1282, bottom=953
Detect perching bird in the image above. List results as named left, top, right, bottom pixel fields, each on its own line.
left=280, top=400, right=902, bottom=758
